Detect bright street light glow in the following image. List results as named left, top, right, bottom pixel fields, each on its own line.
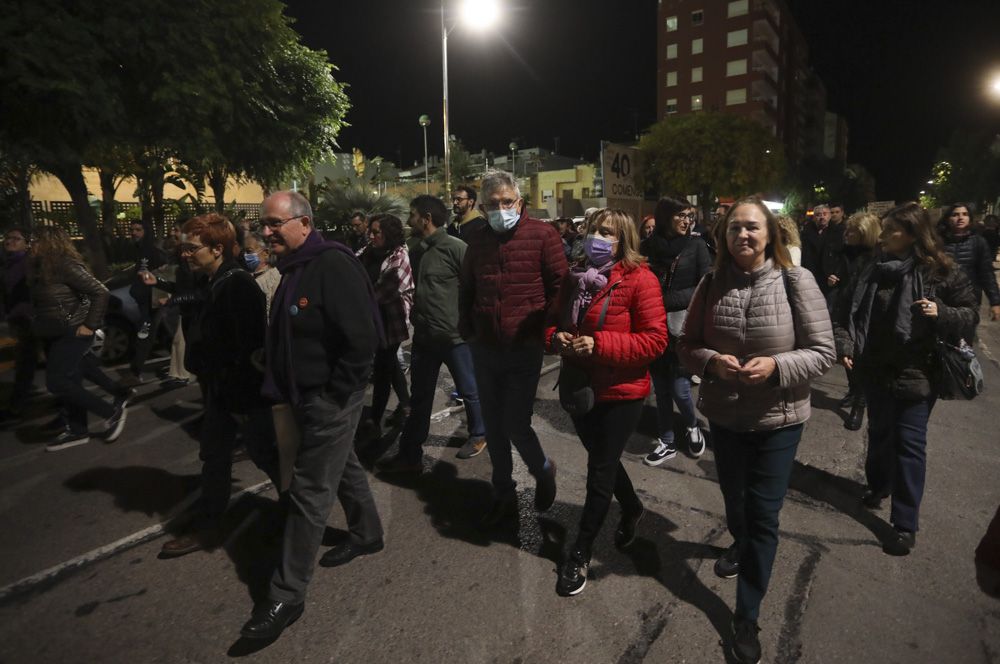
left=989, top=71, right=1000, bottom=100
left=461, top=0, right=500, bottom=30
left=762, top=200, right=783, bottom=212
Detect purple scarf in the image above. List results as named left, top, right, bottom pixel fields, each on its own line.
left=262, top=231, right=383, bottom=405
left=562, top=263, right=614, bottom=330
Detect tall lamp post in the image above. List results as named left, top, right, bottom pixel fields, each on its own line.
left=508, top=141, right=517, bottom=177
left=419, top=114, right=431, bottom=194
left=441, top=0, right=499, bottom=196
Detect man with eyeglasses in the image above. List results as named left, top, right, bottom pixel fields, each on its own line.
left=1, top=228, right=37, bottom=415
left=459, top=169, right=568, bottom=525
left=240, top=191, right=383, bottom=642
left=447, top=184, right=486, bottom=242
left=347, top=211, right=369, bottom=256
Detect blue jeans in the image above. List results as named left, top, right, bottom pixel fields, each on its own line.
left=864, top=385, right=935, bottom=533
left=650, top=352, right=697, bottom=442
left=44, top=334, right=115, bottom=434
left=471, top=343, right=548, bottom=495
left=398, top=340, right=485, bottom=463
left=712, top=422, right=803, bottom=622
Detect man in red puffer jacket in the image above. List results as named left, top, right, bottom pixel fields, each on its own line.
left=459, top=169, right=569, bottom=524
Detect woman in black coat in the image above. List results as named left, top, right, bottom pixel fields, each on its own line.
left=834, top=202, right=978, bottom=556
left=640, top=196, right=711, bottom=465
left=938, top=202, right=1000, bottom=322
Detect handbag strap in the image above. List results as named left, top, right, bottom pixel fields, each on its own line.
left=781, top=268, right=799, bottom=347
left=595, top=283, right=620, bottom=331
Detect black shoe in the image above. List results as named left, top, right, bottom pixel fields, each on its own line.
left=861, top=488, right=887, bottom=510
left=643, top=438, right=677, bottom=466
left=556, top=550, right=589, bottom=596
left=482, top=493, right=518, bottom=526
left=714, top=542, right=740, bottom=579
left=534, top=459, right=557, bottom=511
left=103, top=403, right=128, bottom=442
left=46, top=429, right=91, bottom=452
left=732, top=617, right=762, bottom=664
left=318, top=539, right=384, bottom=568
left=240, top=600, right=304, bottom=640
left=883, top=528, right=916, bottom=556
left=160, top=377, right=190, bottom=389
left=614, top=505, right=645, bottom=550
left=844, top=402, right=864, bottom=431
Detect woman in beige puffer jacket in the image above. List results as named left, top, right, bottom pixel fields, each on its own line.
left=678, top=197, right=835, bottom=664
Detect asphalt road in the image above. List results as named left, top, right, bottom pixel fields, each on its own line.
left=0, top=318, right=998, bottom=664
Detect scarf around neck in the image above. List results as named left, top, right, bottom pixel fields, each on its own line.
left=562, top=261, right=614, bottom=330
left=848, top=253, right=924, bottom=358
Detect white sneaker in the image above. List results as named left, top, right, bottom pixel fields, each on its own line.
left=687, top=426, right=706, bottom=457
left=644, top=438, right=677, bottom=466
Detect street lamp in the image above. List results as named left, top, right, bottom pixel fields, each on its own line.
left=441, top=0, right=499, bottom=195
left=509, top=141, right=517, bottom=177
left=419, top=114, right=431, bottom=194
left=989, top=71, right=1000, bottom=101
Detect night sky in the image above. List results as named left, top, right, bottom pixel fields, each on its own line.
left=284, top=0, right=1000, bottom=202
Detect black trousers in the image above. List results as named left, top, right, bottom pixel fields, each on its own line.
left=44, top=334, right=115, bottom=434
left=571, top=399, right=644, bottom=560
left=369, top=343, right=409, bottom=425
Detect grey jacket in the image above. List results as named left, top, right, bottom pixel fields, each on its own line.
left=679, top=260, right=835, bottom=432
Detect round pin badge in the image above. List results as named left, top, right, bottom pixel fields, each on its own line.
left=289, top=304, right=299, bottom=316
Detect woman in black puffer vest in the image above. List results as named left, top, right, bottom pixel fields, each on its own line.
left=938, top=202, right=1000, bottom=324
left=640, top=196, right=711, bottom=465
left=834, top=203, right=978, bottom=557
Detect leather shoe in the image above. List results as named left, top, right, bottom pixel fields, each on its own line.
left=534, top=459, right=557, bottom=511
left=844, top=402, right=864, bottom=431
left=318, top=539, right=384, bottom=568
left=159, top=530, right=217, bottom=559
left=861, top=488, right=888, bottom=510
left=240, top=600, right=304, bottom=640
left=883, top=528, right=916, bottom=556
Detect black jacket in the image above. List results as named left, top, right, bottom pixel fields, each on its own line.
left=834, top=258, right=978, bottom=400
left=819, top=223, right=847, bottom=292
left=641, top=234, right=712, bottom=312
left=800, top=222, right=824, bottom=279
left=184, top=261, right=266, bottom=413
left=942, top=233, right=1000, bottom=307
left=30, top=260, right=109, bottom=338
left=271, top=247, right=378, bottom=401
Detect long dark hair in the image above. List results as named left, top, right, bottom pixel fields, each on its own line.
left=653, top=195, right=692, bottom=239
left=937, top=202, right=974, bottom=238
left=32, top=225, right=87, bottom=284
left=885, top=202, right=953, bottom=276
left=369, top=213, right=405, bottom=251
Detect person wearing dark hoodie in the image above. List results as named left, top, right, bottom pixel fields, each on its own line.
left=938, top=202, right=1000, bottom=323
left=240, top=191, right=383, bottom=642
left=158, top=214, right=279, bottom=558
left=1, top=227, right=36, bottom=415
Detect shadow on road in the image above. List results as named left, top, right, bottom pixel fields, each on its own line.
left=64, top=466, right=201, bottom=518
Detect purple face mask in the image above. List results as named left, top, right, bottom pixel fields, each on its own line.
left=583, top=234, right=616, bottom=266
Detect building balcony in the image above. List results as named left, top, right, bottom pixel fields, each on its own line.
left=751, top=48, right=780, bottom=86
left=752, top=17, right=780, bottom=56
left=750, top=0, right=781, bottom=32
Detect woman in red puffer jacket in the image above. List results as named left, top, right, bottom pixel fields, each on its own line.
left=545, top=208, right=667, bottom=597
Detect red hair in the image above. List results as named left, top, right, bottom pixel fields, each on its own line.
left=182, top=213, right=236, bottom=257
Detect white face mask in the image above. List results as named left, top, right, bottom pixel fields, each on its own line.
left=487, top=206, right=520, bottom=233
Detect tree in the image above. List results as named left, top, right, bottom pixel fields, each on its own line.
left=924, top=130, right=1000, bottom=210
left=638, top=113, right=786, bottom=217
left=449, top=138, right=478, bottom=184
left=313, top=180, right=407, bottom=233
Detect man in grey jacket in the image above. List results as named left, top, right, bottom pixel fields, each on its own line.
left=377, top=195, right=487, bottom=472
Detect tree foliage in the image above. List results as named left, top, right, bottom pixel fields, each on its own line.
left=313, top=180, right=407, bottom=233
left=638, top=112, right=786, bottom=211
left=924, top=130, right=1000, bottom=210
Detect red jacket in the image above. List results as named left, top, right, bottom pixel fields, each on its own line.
left=546, top=262, right=667, bottom=401
left=459, top=214, right=568, bottom=347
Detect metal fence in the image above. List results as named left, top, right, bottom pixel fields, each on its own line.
left=28, top=200, right=262, bottom=238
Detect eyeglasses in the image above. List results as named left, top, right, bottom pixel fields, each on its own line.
left=675, top=212, right=697, bottom=220
left=179, top=244, right=209, bottom=255
left=260, top=215, right=304, bottom=230
left=482, top=198, right=520, bottom=211
left=451, top=196, right=470, bottom=203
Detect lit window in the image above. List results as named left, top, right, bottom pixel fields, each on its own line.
left=692, top=38, right=703, bottom=55
left=727, top=29, right=748, bottom=47
left=726, top=59, right=748, bottom=76
left=726, top=88, right=747, bottom=105
left=666, top=15, right=678, bottom=32
left=692, top=66, right=703, bottom=83
left=728, top=0, right=749, bottom=18
left=692, top=95, right=704, bottom=111
left=666, top=71, right=678, bottom=87
left=666, top=98, right=678, bottom=114
left=692, top=10, right=704, bottom=26
left=666, top=43, right=678, bottom=59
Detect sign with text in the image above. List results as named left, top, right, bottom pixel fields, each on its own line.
left=601, top=142, right=643, bottom=201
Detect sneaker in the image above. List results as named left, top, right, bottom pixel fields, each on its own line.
left=556, top=551, right=589, bottom=596
left=534, top=459, right=557, bottom=511
left=46, top=430, right=91, bottom=452
left=614, top=505, right=645, bottom=549
left=137, top=321, right=151, bottom=340
left=450, top=391, right=463, bottom=405
left=714, top=542, right=740, bottom=579
left=456, top=437, right=487, bottom=459
left=104, top=403, right=128, bottom=442
left=686, top=426, right=706, bottom=457
left=375, top=454, right=423, bottom=475
left=732, top=618, right=762, bottom=664
left=643, top=438, right=677, bottom=466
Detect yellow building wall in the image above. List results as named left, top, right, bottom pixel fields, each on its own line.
left=529, top=164, right=597, bottom=211
left=30, top=169, right=266, bottom=205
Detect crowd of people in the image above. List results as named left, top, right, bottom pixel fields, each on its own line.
left=1, top=169, right=998, bottom=663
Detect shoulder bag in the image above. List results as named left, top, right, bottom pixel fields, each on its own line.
left=557, top=284, right=619, bottom=416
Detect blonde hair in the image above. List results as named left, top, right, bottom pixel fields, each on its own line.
left=714, top=196, right=793, bottom=271
left=845, top=211, right=881, bottom=250
left=776, top=214, right=801, bottom=248
left=589, top=208, right=646, bottom=270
